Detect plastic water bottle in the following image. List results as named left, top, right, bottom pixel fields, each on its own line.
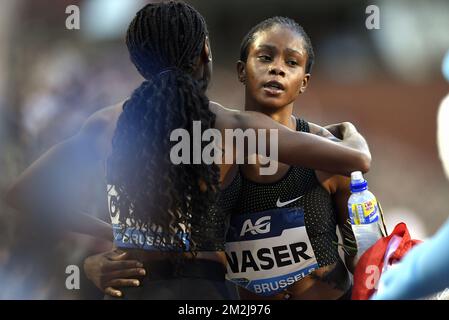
left=348, top=171, right=383, bottom=258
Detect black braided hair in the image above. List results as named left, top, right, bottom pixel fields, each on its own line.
left=240, top=16, right=315, bottom=74
left=107, top=1, right=219, bottom=253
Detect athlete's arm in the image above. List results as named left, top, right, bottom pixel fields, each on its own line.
left=231, top=109, right=371, bottom=177
left=309, top=123, right=358, bottom=271
left=330, top=175, right=358, bottom=273
left=309, top=122, right=342, bottom=142
left=3, top=104, right=121, bottom=241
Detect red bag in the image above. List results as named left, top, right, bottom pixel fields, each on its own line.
left=351, top=223, right=422, bottom=300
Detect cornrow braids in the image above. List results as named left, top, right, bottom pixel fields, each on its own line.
left=126, top=1, right=208, bottom=78
left=240, top=16, right=315, bottom=74
left=107, top=1, right=220, bottom=254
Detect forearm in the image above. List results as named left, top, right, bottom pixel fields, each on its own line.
left=68, top=211, right=113, bottom=242
left=7, top=198, right=113, bottom=241
left=278, top=134, right=370, bottom=176
left=4, top=134, right=110, bottom=239
left=239, top=112, right=370, bottom=176
left=332, top=175, right=358, bottom=271
left=6, top=186, right=106, bottom=240
left=5, top=135, right=93, bottom=207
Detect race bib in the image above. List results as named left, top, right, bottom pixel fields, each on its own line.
left=107, top=184, right=189, bottom=251
left=225, top=207, right=318, bottom=296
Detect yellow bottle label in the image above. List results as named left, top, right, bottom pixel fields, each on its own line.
left=363, top=198, right=377, bottom=218
left=351, top=197, right=378, bottom=225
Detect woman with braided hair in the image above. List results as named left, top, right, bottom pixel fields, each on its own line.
left=5, top=1, right=370, bottom=299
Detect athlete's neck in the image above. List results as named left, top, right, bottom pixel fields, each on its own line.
left=245, top=101, right=296, bottom=129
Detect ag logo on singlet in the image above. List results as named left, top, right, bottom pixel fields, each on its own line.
left=240, top=216, right=271, bottom=236
left=226, top=208, right=320, bottom=296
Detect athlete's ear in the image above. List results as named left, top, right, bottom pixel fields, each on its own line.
left=202, top=36, right=213, bottom=63
left=299, top=74, right=311, bottom=94
left=237, top=60, right=246, bottom=84
left=200, top=36, right=212, bottom=86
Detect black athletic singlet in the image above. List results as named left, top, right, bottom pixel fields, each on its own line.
left=223, top=118, right=340, bottom=296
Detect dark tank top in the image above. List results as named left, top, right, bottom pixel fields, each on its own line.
left=222, top=117, right=340, bottom=296
left=191, top=170, right=242, bottom=251
left=225, top=118, right=339, bottom=267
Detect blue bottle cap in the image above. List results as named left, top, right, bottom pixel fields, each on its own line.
left=350, top=171, right=368, bottom=192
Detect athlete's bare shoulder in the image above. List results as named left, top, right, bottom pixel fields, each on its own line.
left=81, top=101, right=124, bottom=134
left=79, top=99, right=127, bottom=158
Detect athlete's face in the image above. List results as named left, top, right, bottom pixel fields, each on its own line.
left=238, top=25, right=310, bottom=110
